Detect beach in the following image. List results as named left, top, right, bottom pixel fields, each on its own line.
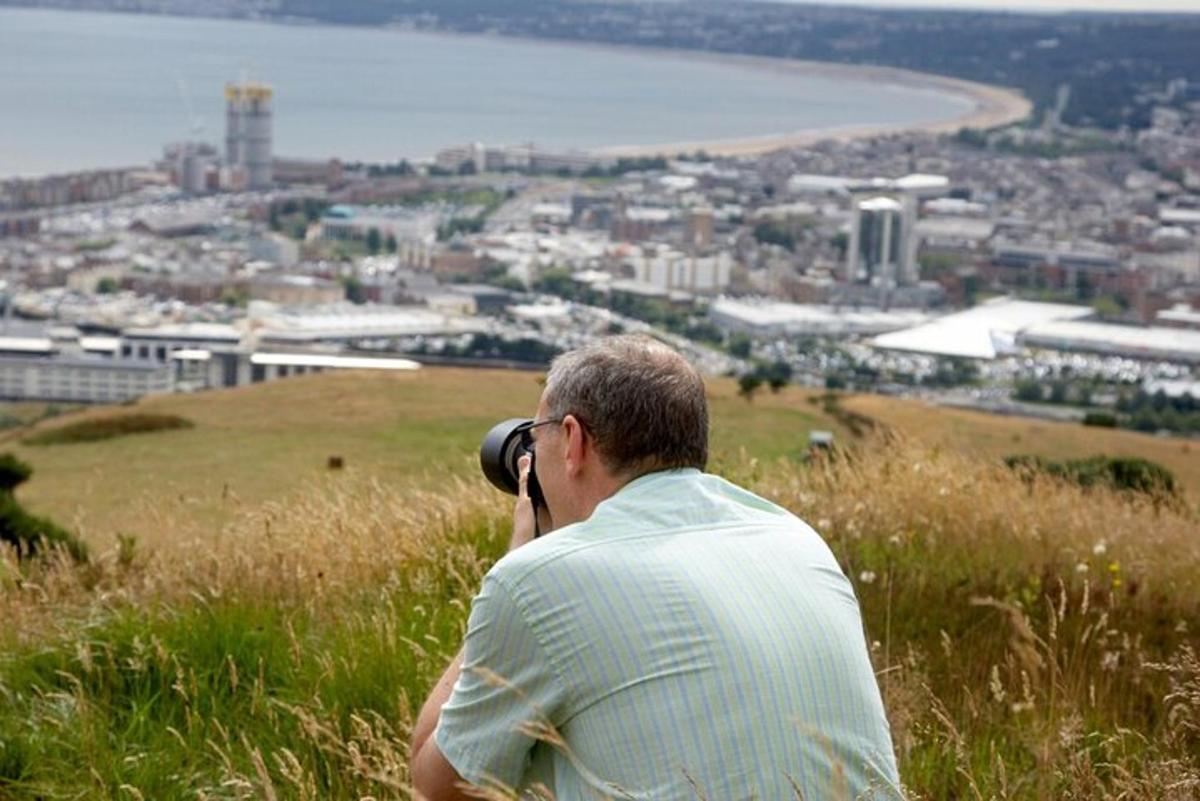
left=590, top=50, right=1032, bottom=158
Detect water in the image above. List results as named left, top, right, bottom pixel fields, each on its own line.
left=0, top=7, right=975, bottom=178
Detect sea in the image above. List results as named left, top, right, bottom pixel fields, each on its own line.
left=0, top=7, right=975, bottom=178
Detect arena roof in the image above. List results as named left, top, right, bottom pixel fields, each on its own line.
left=871, top=299, right=1093, bottom=360
left=710, top=299, right=930, bottom=337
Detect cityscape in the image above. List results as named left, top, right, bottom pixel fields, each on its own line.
left=0, top=69, right=1197, bottom=435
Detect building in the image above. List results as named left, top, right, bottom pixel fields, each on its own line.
left=710, top=299, right=930, bottom=338
left=847, top=196, right=905, bottom=295
left=685, top=208, right=715, bottom=252
left=0, top=333, right=169, bottom=403
left=1019, top=320, right=1200, bottom=364
left=247, top=274, right=343, bottom=305
left=172, top=349, right=420, bottom=392
left=225, top=81, right=274, bottom=191
left=0, top=355, right=170, bottom=403
left=870, top=298, right=1095, bottom=360
left=626, top=247, right=733, bottom=295
left=120, top=323, right=243, bottom=362
left=320, top=205, right=440, bottom=245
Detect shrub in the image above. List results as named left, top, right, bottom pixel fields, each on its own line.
left=23, top=414, right=194, bottom=446
left=1004, top=454, right=1179, bottom=500
left=0, top=453, right=86, bottom=560
left=1083, top=411, right=1118, bottom=428
left=0, top=494, right=86, bottom=561
left=0, top=453, right=32, bottom=493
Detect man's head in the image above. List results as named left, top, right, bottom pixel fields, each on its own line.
left=529, top=335, right=708, bottom=528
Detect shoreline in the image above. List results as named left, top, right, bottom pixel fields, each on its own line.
left=389, top=28, right=1033, bottom=158
left=582, top=50, right=1032, bottom=158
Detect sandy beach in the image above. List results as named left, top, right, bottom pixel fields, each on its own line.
left=586, top=50, right=1032, bottom=159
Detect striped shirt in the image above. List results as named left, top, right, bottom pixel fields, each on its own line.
left=436, top=468, right=902, bottom=800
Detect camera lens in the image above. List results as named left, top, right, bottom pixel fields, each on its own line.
left=480, top=418, right=531, bottom=495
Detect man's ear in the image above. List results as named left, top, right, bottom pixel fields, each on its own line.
left=562, top=414, right=587, bottom=476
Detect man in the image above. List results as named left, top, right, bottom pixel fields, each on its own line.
left=410, top=336, right=901, bottom=800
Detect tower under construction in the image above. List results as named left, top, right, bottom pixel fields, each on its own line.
left=224, top=81, right=273, bottom=191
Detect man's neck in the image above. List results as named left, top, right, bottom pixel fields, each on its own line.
left=561, top=463, right=668, bottom=528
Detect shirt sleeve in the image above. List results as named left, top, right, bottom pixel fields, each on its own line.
left=434, top=573, right=569, bottom=793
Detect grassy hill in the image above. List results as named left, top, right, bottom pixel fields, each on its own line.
left=5, top=369, right=850, bottom=550
left=0, top=368, right=1197, bottom=799
left=844, top=393, right=1200, bottom=499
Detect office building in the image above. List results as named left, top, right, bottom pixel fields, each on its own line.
left=224, top=81, right=274, bottom=191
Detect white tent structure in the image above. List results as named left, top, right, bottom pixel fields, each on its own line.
left=871, top=298, right=1093, bottom=360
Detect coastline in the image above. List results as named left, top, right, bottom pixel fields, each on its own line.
left=399, top=28, right=1034, bottom=158
left=583, top=50, right=1033, bottom=158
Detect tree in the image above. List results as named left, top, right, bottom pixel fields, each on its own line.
left=96, top=277, right=118, bottom=294
left=366, top=228, right=382, bottom=255
left=763, top=360, right=793, bottom=393
left=737, top=373, right=763, bottom=402
left=1014, top=380, right=1043, bottom=402
left=753, top=222, right=794, bottom=251
left=341, top=275, right=367, bottom=304
left=830, top=232, right=849, bottom=257
left=1049, top=382, right=1069, bottom=405
left=728, top=333, right=752, bottom=359
left=385, top=234, right=398, bottom=254
left=533, top=268, right=576, bottom=299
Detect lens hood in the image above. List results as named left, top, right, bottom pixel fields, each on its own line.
left=479, top=418, right=531, bottom=496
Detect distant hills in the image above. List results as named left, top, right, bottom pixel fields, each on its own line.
left=5, top=0, right=1200, bottom=129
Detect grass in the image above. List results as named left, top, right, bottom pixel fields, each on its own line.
left=9, top=369, right=843, bottom=551
left=1, top=368, right=1197, bottom=798
left=844, top=392, right=1200, bottom=500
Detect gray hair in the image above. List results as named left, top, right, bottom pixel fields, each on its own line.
left=544, top=335, right=708, bottom=475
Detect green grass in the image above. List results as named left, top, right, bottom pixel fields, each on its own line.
left=9, top=368, right=845, bottom=551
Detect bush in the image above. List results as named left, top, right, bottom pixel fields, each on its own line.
left=0, top=452, right=85, bottom=560
left=1004, top=454, right=1178, bottom=500
left=0, top=453, right=32, bottom=493
left=1083, top=411, right=1118, bottom=428
left=23, top=414, right=194, bottom=446
left=0, top=494, right=86, bottom=561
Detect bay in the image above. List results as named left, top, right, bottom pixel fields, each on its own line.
left=0, top=7, right=974, bottom=178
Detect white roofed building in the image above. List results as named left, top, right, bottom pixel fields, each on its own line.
left=871, top=298, right=1094, bottom=360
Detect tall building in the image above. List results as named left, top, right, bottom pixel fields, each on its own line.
left=224, top=81, right=274, bottom=191
left=847, top=196, right=904, bottom=307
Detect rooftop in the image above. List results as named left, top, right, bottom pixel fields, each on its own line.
left=871, top=298, right=1094, bottom=360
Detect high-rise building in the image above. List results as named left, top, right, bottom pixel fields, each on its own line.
left=224, top=81, right=273, bottom=191
left=847, top=196, right=904, bottom=306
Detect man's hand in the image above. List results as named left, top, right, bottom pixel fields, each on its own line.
left=510, top=455, right=551, bottom=551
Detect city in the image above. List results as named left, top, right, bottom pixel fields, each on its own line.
left=1, top=76, right=1197, bottom=436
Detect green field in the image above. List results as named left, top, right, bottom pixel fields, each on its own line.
left=8, top=369, right=846, bottom=551
left=1, top=368, right=1197, bottom=799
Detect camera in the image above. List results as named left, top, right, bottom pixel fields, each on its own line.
left=480, top=418, right=546, bottom=509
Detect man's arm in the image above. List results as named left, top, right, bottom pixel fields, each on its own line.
left=409, top=456, right=542, bottom=800
left=410, top=648, right=473, bottom=800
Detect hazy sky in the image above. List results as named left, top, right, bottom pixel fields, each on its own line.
left=771, top=0, right=1200, bottom=12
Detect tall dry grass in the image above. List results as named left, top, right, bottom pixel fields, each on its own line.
left=1, top=440, right=1197, bottom=798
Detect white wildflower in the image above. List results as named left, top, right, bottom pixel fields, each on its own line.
left=1093, top=541, right=1107, bottom=556
left=859, top=570, right=877, bottom=585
